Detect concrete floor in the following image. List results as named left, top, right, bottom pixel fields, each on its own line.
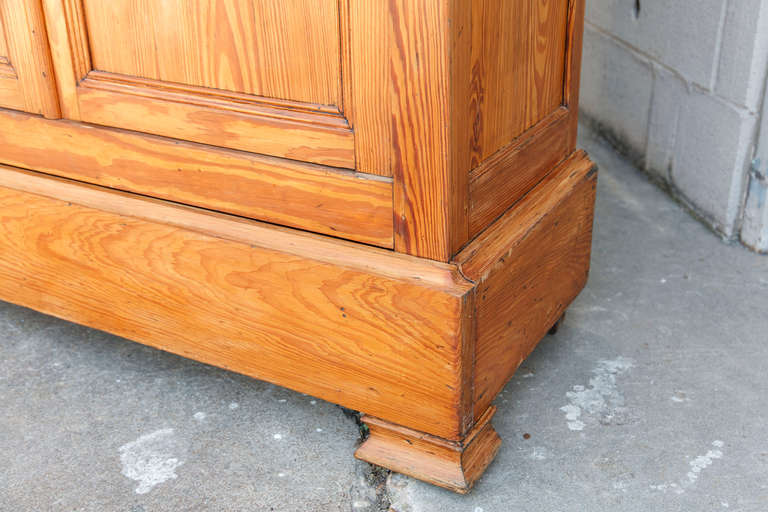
left=1, top=126, right=767, bottom=511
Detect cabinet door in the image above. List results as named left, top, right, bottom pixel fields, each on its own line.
left=43, top=0, right=356, bottom=167
left=0, top=0, right=59, bottom=117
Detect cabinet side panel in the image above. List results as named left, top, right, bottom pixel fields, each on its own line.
left=457, top=153, right=596, bottom=419
left=466, top=0, right=585, bottom=240
left=469, top=0, right=569, bottom=166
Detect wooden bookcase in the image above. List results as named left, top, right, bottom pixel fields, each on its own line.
left=0, top=0, right=595, bottom=493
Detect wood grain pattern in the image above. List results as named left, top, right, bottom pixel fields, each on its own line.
left=449, top=0, right=473, bottom=257
left=0, top=0, right=59, bottom=117
left=468, top=0, right=568, bottom=167
left=83, top=71, right=344, bottom=119
left=45, top=0, right=354, bottom=167
left=466, top=0, right=586, bottom=240
left=0, top=164, right=475, bottom=440
left=0, top=14, right=8, bottom=59
left=0, top=164, right=451, bottom=291
left=0, top=13, right=26, bottom=116
left=456, top=151, right=597, bottom=419
left=391, top=0, right=467, bottom=261
left=389, top=0, right=577, bottom=259
left=82, top=0, right=342, bottom=106
left=0, top=108, right=393, bottom=247
left=76, top=83, right=356, bottom=168
left=469, top=108, right=573, bottom=236
left=346, top=0, right=391, bottom=176
left=0, top=64, right=23, bottom=111
left=355, top=406, right=501, bottom=494
left=2, top=0, right=596, bottom=494
left=41, top=0, right=87, bottom=119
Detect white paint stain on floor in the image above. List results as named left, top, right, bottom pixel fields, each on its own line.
left=687, top=440, right=724, bottom=483
left=651, top=440, right=725, bottom=494
left=119, top=428, right=183, bottom=494
left=560, top=357, right=634, bottom=431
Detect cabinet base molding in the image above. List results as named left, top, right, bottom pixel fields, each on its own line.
left=0, top=150, right=595, bottom=493
left=355, top=406, right=501, bottom=494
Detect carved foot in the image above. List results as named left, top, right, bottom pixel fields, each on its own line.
left=354, top=406, right=501, bottom=494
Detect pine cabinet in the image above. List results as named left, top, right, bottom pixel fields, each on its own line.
left=0, top=0, right=595, bottom=493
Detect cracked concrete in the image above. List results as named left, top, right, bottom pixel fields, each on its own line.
left=1, top=124, right=767, bottom=511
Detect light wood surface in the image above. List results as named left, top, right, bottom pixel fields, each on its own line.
left=457, top=151, right=597, bottom=419
left=346, top=0, right=391, bottom=176
left=0, top=0, right=594, bottom=493
left=0, top=15, right=8, bottom=58
left=43, top=0, right=353, bottom=167
left=356, top=406, right=501, bottom=494
left=0, top=164, right=455, bottom=292
left=0, top=149, right=597, bottom=490
left=40, top=0, right=584, bottom=254
left=75, top=81, right=356, bottom=168
left=0, top=62, right=23, bottom=112
left=469, top=108, right=574, bottom=236
left=0, top=13, right=22, bottom=111
left=0, top=108, right=393, bottom=247
left=0, top=164, right=475, bottom=440
left=41, top=0, right=84, bottom=119
left=391, top=0, right=462, bottom=261
left=82, top=0, right=341, bottom=106
left=0, top=0, right=59, bottom=117
left=389, top=0, right=583, bottom=260
left=466, top=0, right=586, bottom=241
left=469, top=0, right=569, bottom=166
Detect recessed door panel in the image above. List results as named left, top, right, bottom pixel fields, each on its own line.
left=0, top=16, right=9, bottom=57
left=82, top=0, right=341, bottom=106
left=0, top=0, right=59, bottom=117
left=470, top=0, right=570, bottom=166
left=0, top=15, right=20, bottom=109
left=44, top=0, right=354, bottom=167
left=467, top=0, right=583, bottom=239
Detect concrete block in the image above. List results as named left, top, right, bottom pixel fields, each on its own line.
left=672, top=92, right=758, bottom=237
left=580, top=26, right=653, bottom=159
left=741, top=171, right=768, bottom=252
left=715, top=0, right=768, bottom=110
left=741, top=71, right=768, bottom=253
left=586, top=0, right=725, bottom=88
left=645, top=65, right=689, bottom=181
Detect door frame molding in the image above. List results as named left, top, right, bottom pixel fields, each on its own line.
left=42, top=0, right=357, bottom=168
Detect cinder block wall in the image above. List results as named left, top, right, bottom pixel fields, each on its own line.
left=580, top=0, right=768, bottom=252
